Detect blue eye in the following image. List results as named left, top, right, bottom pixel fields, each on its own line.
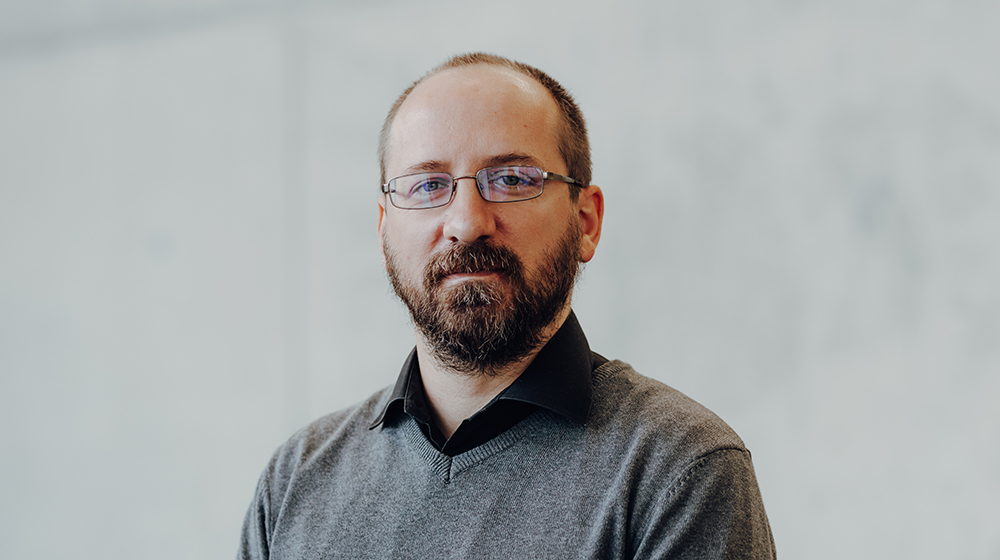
left=499, top=174, right=525, bottom=187
left=481, top=167, right=543, bottom=202
left=488, top=170, right=531, bottom=191
left=410, top=178, right=449, bottom=196
left=387, top=172, right=457, bottom=209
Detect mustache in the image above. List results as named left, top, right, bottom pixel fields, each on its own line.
left=425, top=241, right=524, bottom=286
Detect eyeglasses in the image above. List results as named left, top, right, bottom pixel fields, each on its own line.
left=381, top=165, right=583, bottom=210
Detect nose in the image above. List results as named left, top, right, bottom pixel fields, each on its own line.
left=441, top=177, right=496, bottom=243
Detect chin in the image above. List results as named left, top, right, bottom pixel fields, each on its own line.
left=438, top=278, right=510, bottom=309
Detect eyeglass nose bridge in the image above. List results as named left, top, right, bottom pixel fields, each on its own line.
left=450, top=174, right=486, bottom=201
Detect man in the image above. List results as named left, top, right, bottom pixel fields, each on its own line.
left=239, top=53, right=775, bottom=559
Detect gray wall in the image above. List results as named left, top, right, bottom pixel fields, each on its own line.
left=2, top=1, right=998, bottom=558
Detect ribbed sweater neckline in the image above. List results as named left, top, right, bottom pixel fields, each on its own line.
left=398, top=409, right=556, bottom=484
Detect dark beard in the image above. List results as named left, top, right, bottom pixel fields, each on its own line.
left=384, top=222, right=581, bottom=377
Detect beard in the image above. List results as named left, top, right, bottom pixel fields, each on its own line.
left=384, top=220, right=582, bottom=377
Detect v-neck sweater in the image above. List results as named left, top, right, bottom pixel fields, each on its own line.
left=239, top=360, right=775, bottom=559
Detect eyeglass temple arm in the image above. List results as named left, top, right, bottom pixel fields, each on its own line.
left=542, top=171, right=584, bottom=187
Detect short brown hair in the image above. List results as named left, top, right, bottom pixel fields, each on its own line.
left=378, top=53, right=591, bottom=201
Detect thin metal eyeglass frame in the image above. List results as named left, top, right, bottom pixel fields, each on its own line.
left=380, top=166, right=584, bottom=210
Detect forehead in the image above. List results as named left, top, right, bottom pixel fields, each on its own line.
left=386, top=65, right=564, bottom=175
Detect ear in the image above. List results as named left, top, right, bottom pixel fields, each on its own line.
left=576, top=185, right=604, bottom=263
left=377, top=194, right=388, bottom=268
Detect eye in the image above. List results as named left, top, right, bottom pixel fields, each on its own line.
left=409, top=178, right=449, bottom=196
left=479, top=166, right=543, bottom=202
left=499, top=174, right=524, bottom=187
left=487, top=168, right=532, bottom=191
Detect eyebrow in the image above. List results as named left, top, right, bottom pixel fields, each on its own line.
left=483, top=153, right=543, bottom=168
left=406, top=160, right=449, bottom=174
left=403, top=153, right=544, bottom=175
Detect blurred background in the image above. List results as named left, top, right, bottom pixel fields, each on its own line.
left=2, top=0, right=998, bottom=558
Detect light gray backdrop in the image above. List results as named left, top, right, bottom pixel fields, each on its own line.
left=1, top=0, right=998, bottom=558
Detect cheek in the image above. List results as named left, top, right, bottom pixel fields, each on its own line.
left=507, top=233, right=557, bottom=276
left=383, top=220, right=436, bottom=271
left=513, top=208, right=576, bottom=256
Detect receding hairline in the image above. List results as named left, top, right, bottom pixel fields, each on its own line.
left=418, top=62, right=542, bottom=92
left=382, top=62, right=552, bottom=160
left=383, top=64, right=562, bottom=169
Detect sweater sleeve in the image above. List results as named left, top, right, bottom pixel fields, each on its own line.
left=237, top=461, right=275, bottom=560
left=632, top=448, right=776, bottom=559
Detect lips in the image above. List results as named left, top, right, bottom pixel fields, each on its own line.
left=441, top=270, right=502, bottom=285
left=436, top=259, right=507, bottom=283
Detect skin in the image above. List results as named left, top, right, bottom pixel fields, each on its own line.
left=377, top=64, right=604, bottom=438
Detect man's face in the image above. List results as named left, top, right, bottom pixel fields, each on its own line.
left=378, top=65, right=590, bottom=375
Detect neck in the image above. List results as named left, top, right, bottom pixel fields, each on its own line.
left=415, top=305, right=571, bottom=440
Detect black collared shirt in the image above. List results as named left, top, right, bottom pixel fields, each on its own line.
left=370, top=311, right=608, bottom=456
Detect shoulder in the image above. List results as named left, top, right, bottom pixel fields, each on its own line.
left=586, top=361, right=775, bottom=557
left=240, top=386, right=395, bottom=557
left=260, top=386, right=393, bottom=490
left=588, top=359, right=748, bottom=464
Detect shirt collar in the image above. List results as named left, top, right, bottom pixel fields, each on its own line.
left=369, top=310, right=597, bottom=429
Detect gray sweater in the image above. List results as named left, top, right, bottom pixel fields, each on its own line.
left=239, top=360, right=776, bottom=559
